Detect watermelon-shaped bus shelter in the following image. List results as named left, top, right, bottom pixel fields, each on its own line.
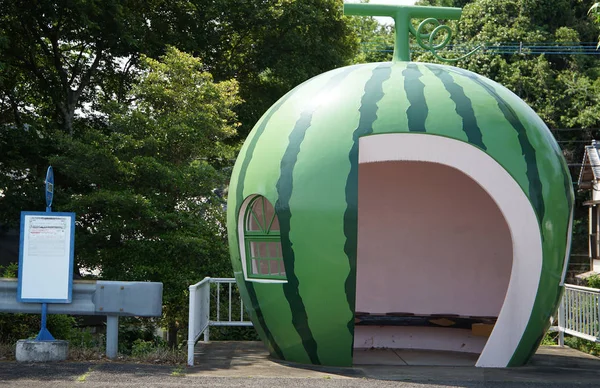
left=226, top=3, right=573, bottom=368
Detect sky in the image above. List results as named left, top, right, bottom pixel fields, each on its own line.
left=345, top=0, right=418, bottom=24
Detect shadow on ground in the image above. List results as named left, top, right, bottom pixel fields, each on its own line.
left=0, top=342, right=599, bottom=387
left=189, top=341, right=600, bottom=385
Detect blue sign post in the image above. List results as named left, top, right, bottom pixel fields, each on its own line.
left=46, top=166, right=54, bottom=212
left=38, top=166, right=56, bottom=340
left=17, top=166, right=75, bottom=341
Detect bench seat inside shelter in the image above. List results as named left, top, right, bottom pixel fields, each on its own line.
left=354, top=312, right=497, bottom=330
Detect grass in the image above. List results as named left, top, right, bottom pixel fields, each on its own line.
left=0, top=342, right=13, bottom=361
left=68, top=346, right=105, bottom=361
left=564, top=336, right=600, bottom=357
left=171, top=366, right=185, bottom=377
left=541, top=331, right=600, bottom=357
left=0, top=342, right=187, bottom=365
left=541, top=331, right=559, bottom=345
left=122, top=346, right=187, bottom=365
left=76, top=366, right=94, bottom=382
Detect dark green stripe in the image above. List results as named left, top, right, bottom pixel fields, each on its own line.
left=403, top=63, right=428, bottom=132
left=424, top=64, right=486, bottom=150
left=234, top=83, right=306, bottom=361
left=450, top=68, right=545, bottom=224
left=555, top=146, right=574, bottom=224
left=275, top=66, right=359, bottom=365
left=342, top=63, right=393, bottom=351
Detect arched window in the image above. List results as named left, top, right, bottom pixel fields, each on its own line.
left=242, top=195, right=286, bottom=281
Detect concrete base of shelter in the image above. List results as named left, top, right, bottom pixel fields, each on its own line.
left=15, top=340, right=68, bottom=362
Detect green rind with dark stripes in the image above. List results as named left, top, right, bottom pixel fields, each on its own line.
left=227, top=61, right=573, bottom=367
left=227, top=69, right=354, bottom=363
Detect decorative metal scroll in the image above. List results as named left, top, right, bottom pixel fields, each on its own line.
left=409, top=18, right=480, bottom=63
left=344, top=3, right=481, bottom=63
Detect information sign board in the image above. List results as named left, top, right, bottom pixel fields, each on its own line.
left=17, top=211, right=75, bottom=303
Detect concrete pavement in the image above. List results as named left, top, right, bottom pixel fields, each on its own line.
left=0, top=342, right=599, bottom=387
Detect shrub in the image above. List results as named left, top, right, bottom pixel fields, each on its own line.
left=586, top=274, right=600, bottom=289
left=118, top=317, right=164, bottom=355
left=564, top=335, right=600, bottom=356
left=131, top=339, right=156, bottom=357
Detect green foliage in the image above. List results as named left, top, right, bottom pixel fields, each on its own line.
left=348, top=10, right=394, bottom=64
left=0, top=313, right=39, bottom=342
left=55, top=48, right=238, bottom=345
left=131, top=339, right=156, bottom=357
left=0, top=3, right=358, bottom=345
left=48, top=315, right=78, bottom=340
left=68, top=327, right=104, bottom=349
left=0, top=263, right=18, bottom=278
left=564, top=335, right=600, bottom=356
left=586, top=274, right=600, bottom=289
left=0, top=313, right=76, bottom=343
left=434, top=0, right=600, bottom=129
left=208, top=326, right=260, bottom=341
left=590, top=2, right=600, bottom=46
left=541, top=331, right=559, bottom=345
left=207, top=0, right=359, bottom=140
left=118, top=317, right=164, bottom=355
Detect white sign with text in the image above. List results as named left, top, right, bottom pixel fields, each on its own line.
left=18, top=212, right=75, bottom=303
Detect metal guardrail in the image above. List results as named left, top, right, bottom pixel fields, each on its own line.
left=557, top=284, right=600, bottom=346
left=187, top=277, right=252, bottom=366
left=0, top=278, right=163, bottom=358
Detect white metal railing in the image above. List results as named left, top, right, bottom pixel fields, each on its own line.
left=187, top=277, right=211, bottom=366
left=187, top=277, right=253, bottom=366
left=557, top=284, right=600, bottom=346
left=188, top=281, right=600, bottom=365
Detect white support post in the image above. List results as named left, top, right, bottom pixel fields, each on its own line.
left=106, top=315, right=119, bottom=359
left=558, top=290, right=565, bottom=347
left=187, top=339, right=195, bottom=367
left=187, top=284, right=197, bottom=366
left=204, top=280, right=211, bottom=342
left=597, top=293, right=600, bottom=342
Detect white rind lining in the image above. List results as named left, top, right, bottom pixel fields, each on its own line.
left=238, top=195, right=287, bottom=284
left=359, top=133, right=543, bottom=368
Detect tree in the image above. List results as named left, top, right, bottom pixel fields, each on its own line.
left=50, top=47, right=240, bottom=345
left=0, top=0, right=361, bottom=347
left=189, top=0, right=360, bottom=140
left=0, top=1, right=360, bottom=224
left=0, top=0, right=165, bottom=135
left=590, top=2, right=600, bottom=46
left=0, top=0, right=197, bottom=230
left=348, top=8, right=395, bottom=64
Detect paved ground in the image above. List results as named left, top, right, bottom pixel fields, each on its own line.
left=1, top=342, right=600, bottom=387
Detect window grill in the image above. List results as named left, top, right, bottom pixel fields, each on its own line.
left=243, top=196, right=286, bottom=280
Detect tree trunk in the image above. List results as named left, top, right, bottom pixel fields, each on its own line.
left=167, top=321, right=179, bottom=349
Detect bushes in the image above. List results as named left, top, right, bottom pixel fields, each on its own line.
left=586, top=274, right=600, bottom=289
left=541, top=330, right=600, bottom=357
left=0, top=313, right=77, bottom=343
left=208, top=326, right=260, bottom=341
left=118, top=317, right=164, bottom=355
left=564, top=336, right=600, bottom=356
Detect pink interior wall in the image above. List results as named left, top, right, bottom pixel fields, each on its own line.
left=355, top=161, right=512, bottom=351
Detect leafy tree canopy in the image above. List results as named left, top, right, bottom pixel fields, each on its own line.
left=0, top=0, right=359, bottom=345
